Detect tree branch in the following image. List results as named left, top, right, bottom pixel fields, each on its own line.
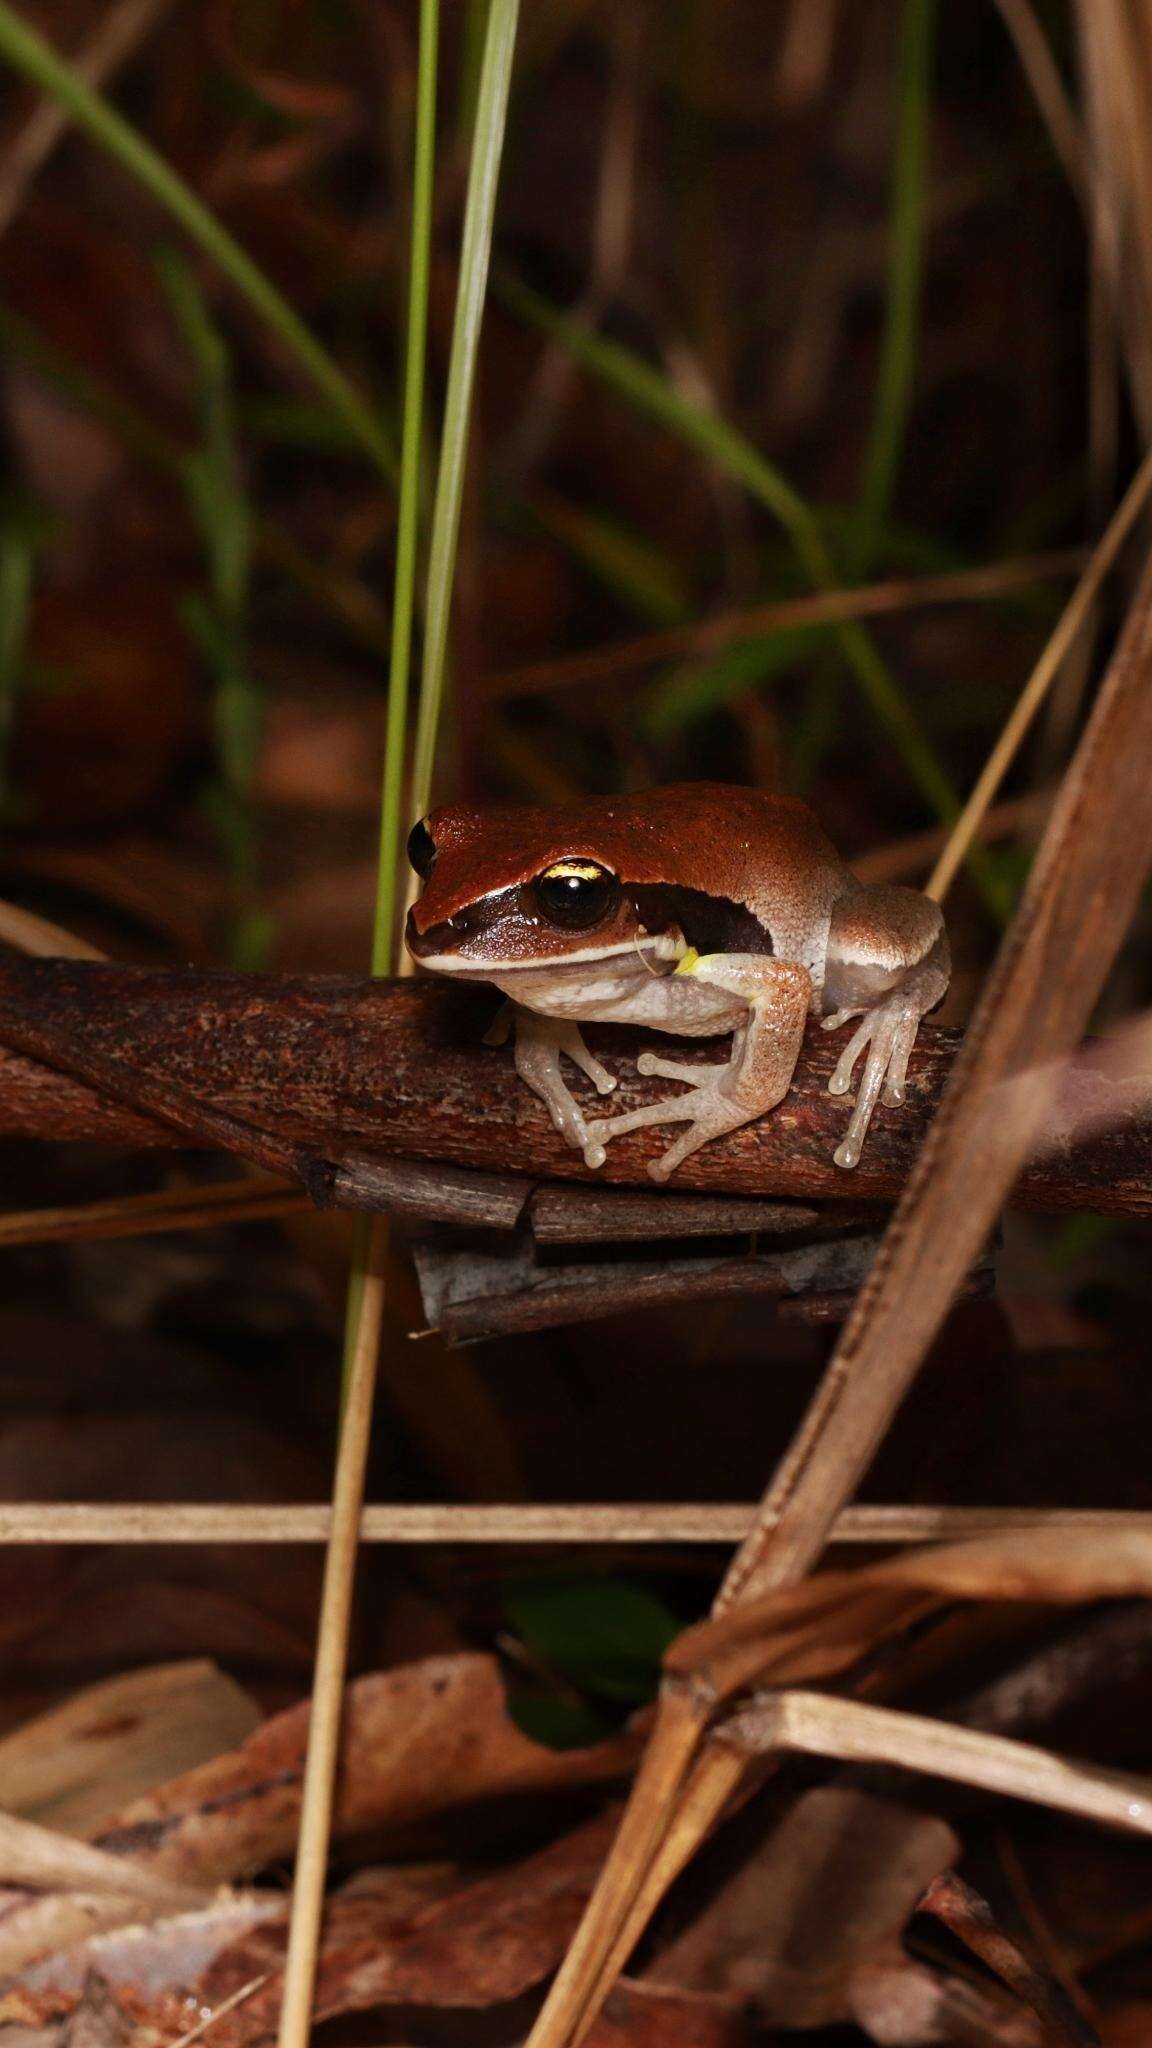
left=0, top=957, right=1145, bottom=1213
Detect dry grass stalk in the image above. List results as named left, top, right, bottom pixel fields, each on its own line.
left=927, top=441, right=1152, bottom=900
left=275, top=1216, right=388, bottom=2048
left=484, top=550, right=1083, bottom=703
left=856, top=788, right=1054, bottom=884
left=0, top=899, right=105, bottom=961
left=725, top=547, right=1152, bottom=1607
left=0, top=0, right=175, bottom=237
left=0, top=1177, right=305, bottom=1248
left=527, top=551, right=1152, bottom=2048
left=166, top=1977, right=272, bottom=2048
left=994, top=0, right=1089, bottom=203
left=722, top=1689, right=1152, bottom=1838
left=0, top=1502, right=1150, bottom=1547
left=0, top=1808, right=202, bottom=1907
left=1074, top=0, right=1152, bottom=438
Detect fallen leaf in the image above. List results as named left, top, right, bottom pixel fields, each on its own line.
left=92, top=1653, right=637, bottom=1885
left=5, top=1816, right=620, bottom=2043
left=202, top=1808, right=620, bottom=2039
left=851, top=1958, right=1045, bottom=2046
left=17, top=1895, right=285, bottom=1999
left=654, top=1785, right=957, bottom=2027
left=0, top=1662, right=260, bottom=1836
left=586, top=1978, right=749, bottom=2047
left=59, top=1975, right=128, bottom=2048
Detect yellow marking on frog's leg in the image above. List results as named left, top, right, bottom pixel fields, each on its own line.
left=673, top=947, right=701, bottom=975
left=583, top=956, right=811, bottom=1181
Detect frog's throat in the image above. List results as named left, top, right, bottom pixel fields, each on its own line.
left=416, top=931, right=687, bottom=975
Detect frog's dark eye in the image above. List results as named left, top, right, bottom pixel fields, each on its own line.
left=407, top=817, right=437, bottom=880
left=535, top=860, right=620, bottom=930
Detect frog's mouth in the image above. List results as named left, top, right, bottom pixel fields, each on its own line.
left=410, top=929, right=686, bottom=977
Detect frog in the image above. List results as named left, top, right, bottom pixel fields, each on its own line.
left=404, top=782, right=948, bottom=1181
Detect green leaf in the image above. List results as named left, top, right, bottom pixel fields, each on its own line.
left=503, top=1574, right=679, bottom=1705
left=506, top=1692, right=612, bottom=1751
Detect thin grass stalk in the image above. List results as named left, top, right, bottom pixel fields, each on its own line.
left=276, top=4, right=440, bottom=2038
left=277, top=8, right=519, bottom=2042
left=0, top=1502, right=1147, bottom=1544
left=274, top=1223, right=388, bottom=2048
left=851, top=0, right=936, bottom=575
left=0, top=0, right=175, bottom=239
left=374, top=0, right=440, bottom=973
left=0, top=898, right=106, bottom=960
left=927, top=441, right=1152, bottom=901
left=0, top=5, right=395, bottom=484
left=408, top=0, right=523, bottom=820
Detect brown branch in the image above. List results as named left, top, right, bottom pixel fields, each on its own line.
left=0, top=958, right=1148, bottom=1213
left=479, top=552, right=1085, bottom=703
left=0, top=0, right=176, bottom=239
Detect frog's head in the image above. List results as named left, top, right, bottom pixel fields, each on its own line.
left=404, top=800, right=685, bottom=980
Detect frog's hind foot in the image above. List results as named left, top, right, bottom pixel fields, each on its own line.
left=582, top=1068, right=750, bottom=1182
left=825, top=958, right=947, bottom=1169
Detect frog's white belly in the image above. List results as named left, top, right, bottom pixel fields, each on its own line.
left=492, top=962, right=745, bottom=1036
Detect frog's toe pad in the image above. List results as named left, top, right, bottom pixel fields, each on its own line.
left=637, top=1052, right=704, bottom=1085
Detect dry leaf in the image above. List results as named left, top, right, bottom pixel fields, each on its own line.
left=92, top=1653, right=636, bottom=1885
left=671, top=1525, right=1152, bottom=1706
left=585, top=1978, right=749, bottom=2047
left=200, top=1809, right=621, bottom=2041
left=4, top=1815, right=620, bottom=2043
left=850, top=1958, right=1046, bottom=2046
left=15, top=1895, right=285, bottom=1999
left=0, top=1662, right=260, bottom=1837
left=654, top=1786, right=958, bottom=2027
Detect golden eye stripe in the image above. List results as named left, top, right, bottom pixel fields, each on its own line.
left=541, top=861, right=610, bottom=882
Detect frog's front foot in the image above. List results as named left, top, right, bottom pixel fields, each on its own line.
left=511, top=1008, right=617, bottom=1151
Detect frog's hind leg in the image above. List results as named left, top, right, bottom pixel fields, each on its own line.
left=511, top=1006, right=617, bottom=1152
left=583, top=958, right=810, bottom=1183
left=822, top=884, right=949, bottom=1169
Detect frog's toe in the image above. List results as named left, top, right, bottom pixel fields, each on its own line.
left=637, top=1052, right=703, bottom=1085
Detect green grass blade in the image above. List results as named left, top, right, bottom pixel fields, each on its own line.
left=0, top=3, right=396, bottom=486
left=851, top=0, right=936, bottom=576
left=372, top=0, right=440, bottom=976
left=410, top=0, right=522, bottom=820
left=500, top=274, right=967, bottom=842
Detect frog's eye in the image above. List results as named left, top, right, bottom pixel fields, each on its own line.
left=535, top=860, right=620, bottom=930
left=407, top=817, right=437, bottom=880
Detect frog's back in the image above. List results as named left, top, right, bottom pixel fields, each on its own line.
left=600, top=783, right=850, bottom=973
